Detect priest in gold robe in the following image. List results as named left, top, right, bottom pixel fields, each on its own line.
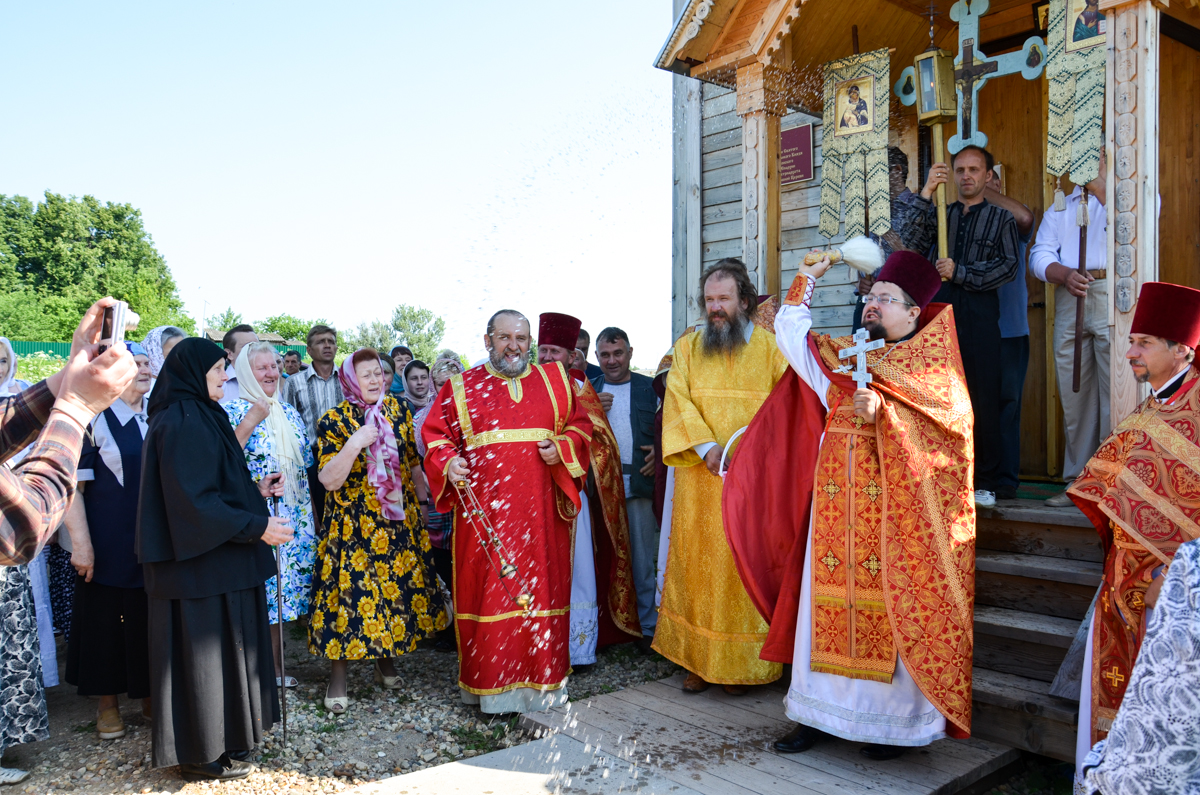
left=657, top=258, right=788, bottom=693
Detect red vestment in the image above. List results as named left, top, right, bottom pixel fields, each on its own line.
left=422, top=361, right=593, bottom=698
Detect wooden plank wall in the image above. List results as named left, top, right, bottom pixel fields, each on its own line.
left=699, top=84, right=852, bottom=335
left=1160, top=33, right=1200, bottom=289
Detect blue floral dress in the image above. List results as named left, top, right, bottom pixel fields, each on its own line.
left=224, top=400, right=317, bottom=623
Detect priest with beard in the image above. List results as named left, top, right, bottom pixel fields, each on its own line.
left=656, top=258, right=789, bottom=693
left=535, top=312, right=641, bottom=667
left=421, top=310, right=593, bottom=713
left=724, top=250, right=976, bottom=760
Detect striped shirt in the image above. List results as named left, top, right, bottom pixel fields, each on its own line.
left=923, top=198, right=1021, bottom=293
left=0, top=382, right=85, bottom=565
left=278, top=365, right=343, bottom=445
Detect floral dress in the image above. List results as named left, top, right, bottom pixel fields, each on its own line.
left=224, top=400, right=317, bottom=623
left=308, top=397, right=447, bottom=660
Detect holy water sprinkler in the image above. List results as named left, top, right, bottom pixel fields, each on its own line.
left=803, top=236, right=884, bottom=275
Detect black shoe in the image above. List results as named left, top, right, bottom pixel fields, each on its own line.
left=860, top=743, right=906, bottom=761
left=226, top=749, right=252, bottom=762
left=773, top=725, right=826, bottom=754
left=635, top=636, right=655, bottom=655
left=179, top=754, right=253, bottom=781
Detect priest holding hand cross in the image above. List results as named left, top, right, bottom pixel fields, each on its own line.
left=722, top=249, right=978, bottom=761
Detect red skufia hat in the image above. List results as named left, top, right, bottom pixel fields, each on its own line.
left=874, top=250, right=942, bottom=310
left=538, top=312, right=582, bottom=351
left=1132, top=282, right=1200, bottom=349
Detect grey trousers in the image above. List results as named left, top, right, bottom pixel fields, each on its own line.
left=1054, top=280, right=1112, bottom=480
left=625, top=497, right=660, bottom=636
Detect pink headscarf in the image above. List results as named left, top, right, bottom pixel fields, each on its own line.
left=339, top=350, right=406, bottom=522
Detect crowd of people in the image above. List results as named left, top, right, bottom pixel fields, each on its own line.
left=0, top=145, right=1195, bottom=792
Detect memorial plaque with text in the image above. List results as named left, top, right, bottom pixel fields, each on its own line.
left=781, top=124, right=814, bottom=185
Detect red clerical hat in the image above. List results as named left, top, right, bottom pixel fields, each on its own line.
left=875, top=250, right=942, bottom=310
left=1131, top=282, right=1200, bottom=349
left=538, top=312, right=582, bottom=351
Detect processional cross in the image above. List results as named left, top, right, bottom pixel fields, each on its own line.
left=836, top=328, right=885, bottom=388
left=944, top=0, right=1046, bottom=153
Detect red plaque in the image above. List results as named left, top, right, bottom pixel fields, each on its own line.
left=781, top=124, right=814, bottom=185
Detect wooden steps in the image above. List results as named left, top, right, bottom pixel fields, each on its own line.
left=969, top=498, right=1100, bottom=761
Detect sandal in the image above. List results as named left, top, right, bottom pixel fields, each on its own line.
left=374, top=661, right=401, bottom=690
left=276, top=676, right=299, bottom=688
left=0, top=767, right=29, bottom=785
left=323, top=684, right=348, bottom=714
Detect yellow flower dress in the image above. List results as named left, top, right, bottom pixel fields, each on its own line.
left=308, top=396, right=448, bottom=660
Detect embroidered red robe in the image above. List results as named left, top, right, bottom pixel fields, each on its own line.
left=422, top=361, right=592, bottom=698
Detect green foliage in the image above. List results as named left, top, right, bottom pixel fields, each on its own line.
left=390, top=304, right=445, bottom=363
left=0, top=192, right=195, bottom=341
left=208, top=307, right=243, bottom=333
left=340, top=320, right=399, bottom=355
left=257, top=313, right=327, bottom=343
left=18, top=351, right=67, bottom=383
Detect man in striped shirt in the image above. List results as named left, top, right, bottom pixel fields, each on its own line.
left=279, top=324, right=343, bottom=525
left=0, top=298, right=137, bottom=565
left=923, top=145, right=1021, bottom=508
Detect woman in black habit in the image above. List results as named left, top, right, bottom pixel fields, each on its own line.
left=136, top=338, right=294, bottom=781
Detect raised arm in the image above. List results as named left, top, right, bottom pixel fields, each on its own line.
left=774, top=262, right=833, bottom=407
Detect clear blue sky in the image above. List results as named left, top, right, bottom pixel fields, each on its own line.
left=1, top=2, right=675, bottom=368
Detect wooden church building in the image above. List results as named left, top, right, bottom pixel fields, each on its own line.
left=657, top=0, right=1200, bottom=762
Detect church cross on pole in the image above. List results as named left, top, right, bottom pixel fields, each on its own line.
left=945, top=0, right=1046, bottom=154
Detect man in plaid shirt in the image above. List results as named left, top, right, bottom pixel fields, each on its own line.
left=0, top=298, right=137, bottom=565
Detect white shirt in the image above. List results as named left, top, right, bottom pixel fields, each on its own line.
left=220, top=363, right=241, bottom=404
left=600, top=380, right=634, bottom=493
left=1028, top=187, right=1108, bottom=282
left=692, top=320, right=758, bottom=461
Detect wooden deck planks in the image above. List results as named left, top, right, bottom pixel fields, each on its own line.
left=522, top=675, right=1017, bottom=795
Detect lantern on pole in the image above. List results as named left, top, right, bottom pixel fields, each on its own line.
left=911, top=48, right=957, bottom=262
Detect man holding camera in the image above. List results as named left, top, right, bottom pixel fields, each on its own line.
left=0, top=298, right=137, bottom=565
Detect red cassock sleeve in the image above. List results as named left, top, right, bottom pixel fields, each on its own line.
left=421, top=381, right=464, bottom=515
left=547, top=368, right=594, bottom=513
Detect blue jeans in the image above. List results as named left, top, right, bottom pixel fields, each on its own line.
left=625, top=497, right=660, bottom=636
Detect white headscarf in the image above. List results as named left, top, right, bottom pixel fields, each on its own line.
left=0, top=338, right=30, bottom=395
left=234, top=342, right=307, bottom=507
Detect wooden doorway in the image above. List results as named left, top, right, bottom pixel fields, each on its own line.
left=1160, top=20, right=1200, bottom=288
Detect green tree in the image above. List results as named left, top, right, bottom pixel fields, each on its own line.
left=341, top=320, right=399, bottom=356
left=258, top=313, right=326, bottom=343
left=208, top=307, right=243, bottom=332
left=0, top=192, right=195, bottom=340
left=390, top=304, right=445, bottom=363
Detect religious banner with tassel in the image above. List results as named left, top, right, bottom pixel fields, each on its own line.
left=818, top=48, right=891, bottom=241
left=1045, top=0, right=1106, bottom=393
left=1046, top=0, right=1105, bottom=189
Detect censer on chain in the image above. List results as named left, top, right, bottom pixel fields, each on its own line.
left=454, top=479, right=536, bottom=612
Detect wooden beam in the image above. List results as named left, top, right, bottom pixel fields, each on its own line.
left=707, top=0, right=754, bottom=59
left=877, top=0, right=956, bottom=37
left=737, top=63, right=782, bottom=297
left=690, top=47, right=758, bottom=80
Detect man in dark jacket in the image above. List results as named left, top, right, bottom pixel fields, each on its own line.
left=591, top=327, right=659, bottom=649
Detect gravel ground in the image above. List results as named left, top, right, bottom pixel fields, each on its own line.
left=6, top=625, right=680, bottom=794
left=5, top=628, right=1076, bottom=795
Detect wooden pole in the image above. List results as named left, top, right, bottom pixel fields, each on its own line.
left=1072, top=186, right=1089, bottom=393
left=931, top=122, right=949, bottom=275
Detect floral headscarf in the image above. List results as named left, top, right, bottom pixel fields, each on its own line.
left=0, top=338, right=30, bottom=395
left=142, top=326, right=184, bottom=378
left=339, top=350, right=406, bottom=521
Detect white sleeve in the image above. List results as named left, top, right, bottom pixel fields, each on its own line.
left=693, top=442, right=718, bottom=460
left=1028, top=207, right=1063, bottom=282
left=775, top=275, right=831, bottom=410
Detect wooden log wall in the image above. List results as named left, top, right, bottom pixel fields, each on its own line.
left=699, top=84, right=855, bottom=335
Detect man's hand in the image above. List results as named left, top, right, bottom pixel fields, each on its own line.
left=703, top=445, right=725, bottom=476
left=921, top=162, right=950, bottom=200
left=55, top=342, right=137, bottom=424
left=261, top=516, right=294, bottom=546
left=448, top=457, right=471, bottom=483
left=935, top=258, right=956, bottom=280
left=349, top=424, right=380, bottom=451
left=247, top=397, right=271, bottom=427
left=639, top=444, right=656, bottom=477
left=258, top=472, right=285, bottom=500
left=852, top=388, right=881, bottom=424
left=598, top=392, right=614, bottom=412
left=71, top=541, right=95, bottom=583
left=799, top=253, right=833, bottom=280
left=538, top=439, right=562, bottom=466
left=1046, top=262, right=1093, bottom=298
